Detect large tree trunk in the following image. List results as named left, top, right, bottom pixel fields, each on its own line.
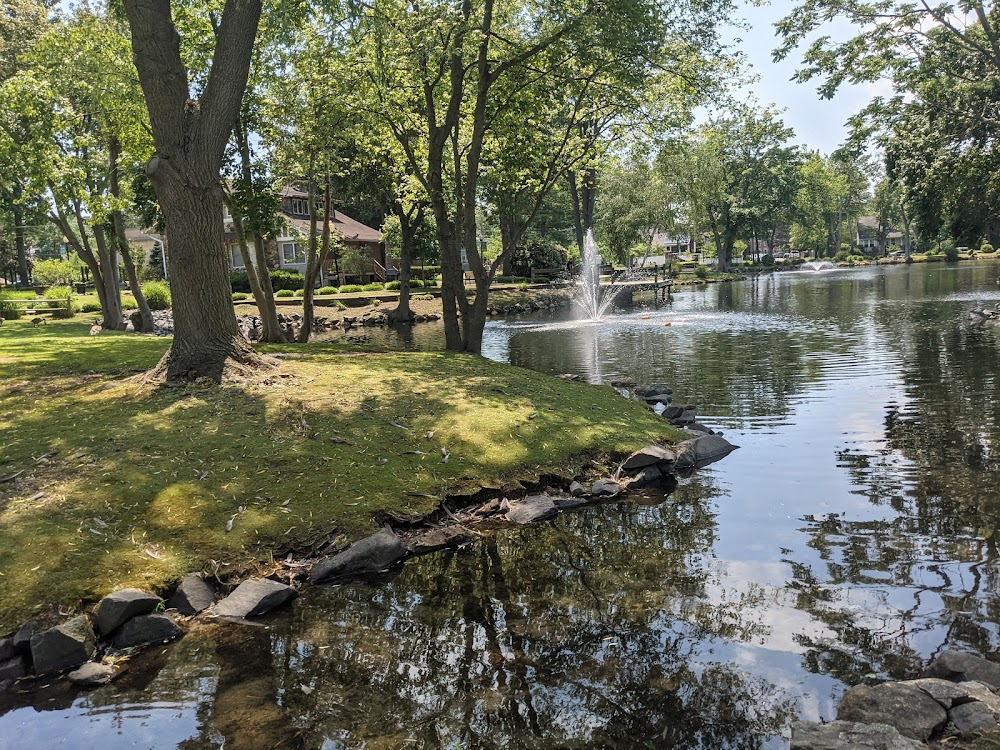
left=12, top=191, right=29, bottom=286
left=298, top=170, right=333, bottom=344
left=388, top=203, right=420, bottom=323
left=93, top=225, right=125, bottom=330
left=124, top=0, right=266, bottom=382
left=224, top=195, right=273, bottom=339
left=51, top=209, right=107, bottom=316
left=567, top=171, right=584, bottom=259
left=109, top=136, right=154, bottom=333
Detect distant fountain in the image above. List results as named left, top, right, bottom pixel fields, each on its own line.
left=576, top=229, right=623, bottom=320
left=801, top=260, right=836, bottom=271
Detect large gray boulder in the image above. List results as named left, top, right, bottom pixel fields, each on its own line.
left=505, top=495, right=558, bottom=524
left=949, top=701, right=999, bottom=735
left=0, top=656, right=26, bottom=681
left=0, top=638, right=16, bottom=662
left=897, top=678, right=969, bottom=709
left=12, top=621, right=37, bottom=654
left=309, top=528, right=408, bottom=583
left=30, top=616, right=96, bottom=675
left=620, top=445, right=676, bottom=472
left=674, top=434, right=739, bottom=471
left=111, top=614, right=182, bottom=649
left=837, top=683, right=946, bottom=742
left=635, top=385, right=672, bottom=398
left=95, top=589, right=162, bottom=635
left=167, top=575, right=216, bottom=615
left=67, top=662, right=117, bottom=688
left=211, top=578, right=297, bottom=618
left=790, top=721, right=926, bottom=749
left=590, top=479, right=623, bottom=497
left=922, top=650, right=1000, bottom=690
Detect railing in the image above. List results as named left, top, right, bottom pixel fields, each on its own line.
left=371, top=259, right=387, bottom=282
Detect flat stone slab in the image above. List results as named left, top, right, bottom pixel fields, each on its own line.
left=898, top=678, right=969, bottom=709
left=674, top=434, right=739, bottom=471
left=950, top=700, right=999, bottom=735
left=790, top=720, right=927, bottom=749
left=553, top=495, right=589, bottom=509
left=310, top=528, right=408, bottom=583
left=590, top=479, right=623, bottom=497
left=111, top=614, right=182, bottom=649
left=67, top=662, right=117, bottom=688
left=211, top=578, right=297, bottom=618
left=0, top=656, right=26, bottom=681
left=407, top=526, right=476, bottom=555
left=954, top=680, right=1000, bottom=715
left=923, top=650, right=1000, bottom=690
left=505, top=495, right=558, bottom=524
left=30, top=616, right=97, bottom=675
left=95, top=589, right=162, bottom=635
left=620, top=445, right=676, bottom=472
left=167, top=575, right=216, bottom=616
left=837, top=683, right=946, bottom=742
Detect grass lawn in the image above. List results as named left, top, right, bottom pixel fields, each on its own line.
left=0, top=317, right=678, bottom=631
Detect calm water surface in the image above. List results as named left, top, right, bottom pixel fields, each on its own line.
left=3, top=262, right=1000, bottom=749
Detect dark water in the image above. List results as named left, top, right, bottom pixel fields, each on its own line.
left=4, top=262, right=1000, bottom=749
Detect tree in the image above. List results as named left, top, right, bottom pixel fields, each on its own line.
left=790, top=152, right=847, bottom=257
left=596, top=153, right=675, bottom=266
left=122, top=0, right=265, bottom=380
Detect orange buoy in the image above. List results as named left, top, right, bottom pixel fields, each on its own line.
left=641, top=315, right=650, bottom=320
left=663, top=322, right=672, bottom=327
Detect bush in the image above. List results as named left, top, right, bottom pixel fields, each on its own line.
left=141, top=281, right=171, bottom=310
left=44, top=286, right=75, bottom=317
left=370, top=298, right=382, bottom=306
left=337, top=284, right=365, bottom=293
left=982, top=242, right=996, bottom=254
left=363, top=282, right=385, bottom=291
left=761, top=254, right=775, bottom=267
left=385, top=281, right=401, bottom=290
left=409, top=279, right=424, bottom=288
left=509, top=240, right=568, bottom=277
left=81, top=301, right=102, bottom=313
left=317, top=286, right=338, bottom=295
left=833, top=250, right=850, bottom=263
left=694, top=265, right=709, bottom=279
left=33, top=258, right=77, bottom=286
left=275, top=289, right=295, bottom=298
left=0, top=290, right=36, bottom=320
left=413, top=293, right=435, bottom=301
left=330, top=299, right=347, bottom=310
left=424, top=277, right=439, bottom=287
left=269, top=269, right=305, bottom=291
left=516, top=282, right=529, bottom=290
left=232, top=292, right=249, bottom=301
left=121, top=293, right=138, bottom=310
left=230, top=271, right=251, bottom=293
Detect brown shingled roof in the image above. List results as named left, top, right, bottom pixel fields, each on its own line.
left=282, top=211, right=382, bottom=243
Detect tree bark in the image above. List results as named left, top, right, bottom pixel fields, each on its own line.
left=388, top=202, right=421, bottom=323
left=109, top=136, right=154, bottom=333
left=299, top=170, right=333, bottom=343
left=93, top=225, right=125, bottom=330
left=12, top=189, right=28, bottom=286
left=567, top=171, right=584, bottom=259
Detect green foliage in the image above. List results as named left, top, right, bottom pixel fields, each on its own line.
left=982, top=243, right=996, bottom=254
left=363, top=282, right=385, bottom=291
left=693, top=265, right=709, bottom=279
left=516, top=282, right=530, bottom=290
left=413, top=293, right=435, bottom=301
left=316, top=286, right=338, bottom=295
left=370, top=298, right=382, bottom=306
left=32, top=258, right=76, bottom=286
left=269, top=270, right=305, bottom=291
left=141, top=281, right=171, bottom=310
left=232, top=292, right=249, bottom=301
left=509, top=240, right=568, bottom=277
left=230, top=271, right=251, bottom=293
left=0, top=290, right=35, bottom=319
left=761, top=254, right=775, bottom=267
left=43, top=286, right=74, bottom=317
left=385, top=280, right=401, bottom=290
left=275, top=289, right=295, bottom=298
left=80, top=301, right=102, bottom=313
left=121, top=294, right=138, bottom=310
left=337, top=284, right=365, bottom=293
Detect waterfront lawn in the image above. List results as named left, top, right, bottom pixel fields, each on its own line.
left=0, top=317, right=679, bottom=630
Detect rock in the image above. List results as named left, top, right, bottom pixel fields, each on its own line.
left=30, top=616, right=97, bottom=675
left=167, top=575, right=216, bottom=615
left=609, top=377, right=637, bottom=388
left=661, top=404, right=686, bottom=420
left=67, top=662, right=116, bottom=688
left=0, top=656, right=26, bottom=681
left=643, top=394, right=673, bottom=405
left=953, top=680, right=1000, bottom=715
left=620, top=445, right=677, bottom=472
left=687, top=422, right=714, bottom=435
left=0, top=638, right=16, bottom=662
left=211, top=578, right=297, bottom=618
left=591, top=479, right=623, bottom=497
left=625, top=465, right=663, bottom=487
left=558, top=373, right=582, bottom=381
left=837, top=683, right=946, bottom=741
left=111, top=614, right=183, bottom=649
left=95, top=589, right=162, bottom=635
left=407, top=526, right=476, bottom=555
left=310, top=528, right=408, bottom=583
left=923, top=650, right=1000, bottom=690
left=949, top=701, right=999, bottom=735
left=553, top=495, right=589, bottom=509
left=569, top=481, right=589, bottom=497
left=505, top=495, right=558, bottom=524
left=790, top=720, right=927, bottom=749
left=635, top=385, right=672, bottom=398
left=674, top=434, right=740, bottom=471
left=12, top=621, right=38, bottom=654
left=670, top=409, right=697, bottom=426
left=899, top=678, right=970, bottom=709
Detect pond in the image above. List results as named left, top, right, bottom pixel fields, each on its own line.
left=3, top=262, right=1000, bottom=749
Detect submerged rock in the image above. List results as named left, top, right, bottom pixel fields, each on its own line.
left=407, top=526, right=476, bottom=555
left=674, top=434, right=739, bottom=471
left=211, top=578, right=297, bottom=618
left=95, top=589, right=162, bottom=636
left=310, top=528, right=407, bottom=583
left=111, top=614, right=182, bottom=649
left=30, top=616, right=97, bottom=675
left=837, top=683, right=946, bottom=742
left=67, top=662, right=117, bottom=688
left=505, top=495, right=558, bottom=524
left=922, top=650, right=1000, bottom=690
left=167, top=575, right=216, bottom=616
left=609, top=377, right=637, bottom=388
left=790, top=720, right=926, bottom=749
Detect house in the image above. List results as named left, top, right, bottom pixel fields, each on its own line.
left=857, top=216, right=905, bottom=255
left=224, top=187, right=386, bottom=285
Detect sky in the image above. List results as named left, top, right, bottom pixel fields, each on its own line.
left=721, top=1, right=882, bottom=154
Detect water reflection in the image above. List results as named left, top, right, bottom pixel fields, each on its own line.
left=3, top=262, right=1000, bottom=748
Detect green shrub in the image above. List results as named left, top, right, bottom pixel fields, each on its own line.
left=761, top=254, right=775, bottom=266
left=317, top=286, right=338, bottom=295
left=516, top=282, right=529, bottom=291
left=425, top=277, right=439, bottom=287
left=232, top=292, right=249, bottom=301
left=363, top=282, right=384, bottom=291
left=0, top=290, right=36, bottom=320
left=269, top=269, right=305, bottom=291
left=141, top=281, right=171, bottom=310
left=409, top=279, right=424, bottom=288
left=413, top=293, right=435, bottom=301
left=121, top=293, right=138, bottom=310
left=337, top=284, right=365, bottom=293
left=81, top=301, right=102, bottom=313
left=331, top=300, right=347, bottom=310
left=275, top=289, right=295, bottom=298
left=385, top=280, right=401, bottom=290
left=33, top=258, right=77, bottom=286
left=230, top=271, right=251, bottom=293
left=981, top=242, right=996, bottom=254
left=833, top=250, right=850, bottom=263
left=370, top=298, right=382, bottom=306
left=694, top=265, right=709, bottom=279
left=44, top=286, right=75, bottom=317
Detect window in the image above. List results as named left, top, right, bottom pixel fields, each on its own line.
left=290, top=198, right=309, bottom=216
left=228, top=244, right=245, bottom=269
left=281, top=242, right=306, bottom=264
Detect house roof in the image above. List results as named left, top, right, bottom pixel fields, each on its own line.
left=125, top=228, right=162, bottom=243
left=283, top=212, right=382, bottom=244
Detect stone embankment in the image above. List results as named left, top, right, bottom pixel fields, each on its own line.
left=792, top=651, right=1000, bottom=748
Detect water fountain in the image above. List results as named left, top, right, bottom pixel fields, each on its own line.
left=800, top=260, right=836, bottom=271
left=576, top=229, right=623, bottom=320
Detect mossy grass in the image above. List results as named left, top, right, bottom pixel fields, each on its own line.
left=0, top=317, right=679, bottom=630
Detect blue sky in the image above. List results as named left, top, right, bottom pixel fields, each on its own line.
left=721, top=1, right=880, bottom=154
